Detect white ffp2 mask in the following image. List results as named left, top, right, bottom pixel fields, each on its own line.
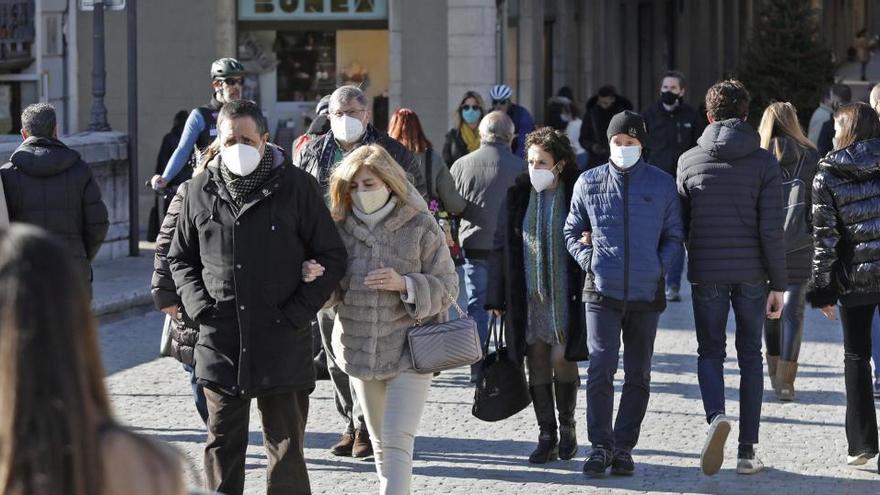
left=221, top=143, right=262, bottom=176
left=352, top=188, right=391, bottom=214
left=529, top=167, right=557, bottom=193
left=332, top=115, right=366, bottom=144
left=610, top=144, right=641, bottom=169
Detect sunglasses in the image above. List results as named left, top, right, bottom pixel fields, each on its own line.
left=492, top=99, right=510, bottom=106
left=221, top=78, right=243, bottom=86
left=461, top=105, right=480, bottom=111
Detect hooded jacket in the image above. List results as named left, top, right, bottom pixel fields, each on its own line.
left=771, top=136, right=819, bottom=284
left=168, top=144, right=347, bottom=397
left=677, top=119, right=786, bottom=291
left=807, top=138, right=880, bottom=307
left=0, top=136, right=109, bottom=283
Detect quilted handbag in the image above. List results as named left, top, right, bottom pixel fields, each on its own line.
left=407, top=298, right=482, bottom=373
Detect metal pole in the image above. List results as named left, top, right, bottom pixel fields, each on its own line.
left=88, top=0, right=110, bottom=131
left=496, top=0, right=505, bottom=83
left=127, top=0, right=139, bottom=256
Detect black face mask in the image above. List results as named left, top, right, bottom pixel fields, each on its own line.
left=660, top=91, right=680, bottom=106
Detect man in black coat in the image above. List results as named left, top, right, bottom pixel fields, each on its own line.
left=677, top=80, right=785, bottom=477
left=0, top=103, right=108, bottom=288
left=168, top=100, right=347, bottom=495
left=579, top=85, right=633, bottom=169
left=642, top=70, right=702, bottom=302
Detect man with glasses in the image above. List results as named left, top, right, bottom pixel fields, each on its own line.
left=489, top=84, right=535, bottom=159
left=150, top=57, right=246, bottom=192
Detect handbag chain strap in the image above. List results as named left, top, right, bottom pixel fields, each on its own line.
left=414, top=292, right=467, bottom=326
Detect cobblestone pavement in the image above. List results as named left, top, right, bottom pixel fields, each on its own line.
left=102, top=283, right=879, bottom=494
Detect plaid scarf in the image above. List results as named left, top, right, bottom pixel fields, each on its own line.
left=220, top=146, right=274, bottom=206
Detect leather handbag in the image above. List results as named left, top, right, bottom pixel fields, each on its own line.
left=159, top=314, right=174, bottom=357
left=472, top=316, right=532, bottom=422
left=407, top=298, right=482, bottom=373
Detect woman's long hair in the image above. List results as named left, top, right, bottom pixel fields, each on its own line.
left=0, top=226, right=180, bottom=494
left=833, top=102, right=880, bottom=150
left=388, top=108, right=433, bottom=154
left=757, top=102, right=816, bottom=160
left=329, top=144, right=413, bottom=222
left=454, top=90, right=486, bottom=129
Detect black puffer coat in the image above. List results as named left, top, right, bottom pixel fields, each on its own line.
left=807, top=138, right=880, bottom=308
left=168, top=145, right=347, bottom=397
left=151, top=181, right=198, bottom=366
left=485, top=167, right=586, bottom=363
left=0, top=137, right=109, bottom=283
left=442, top=127, right=470, bottom=167
left=771, top=136, right=819, bottom=284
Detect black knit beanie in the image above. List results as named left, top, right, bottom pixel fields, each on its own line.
left=606, top=110, right=647, bottom=144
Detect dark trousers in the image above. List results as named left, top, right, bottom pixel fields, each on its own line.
left=585, top=302, right=660, bottom=452
left=764, top=282, right=807, bottom=361
left=317, top=307, right=364, bottom=434
left=204, top=388, right=311, bottom=495
left=839, top=303, right=880, bottom=457
left=692, top=282, right=766, bottom=445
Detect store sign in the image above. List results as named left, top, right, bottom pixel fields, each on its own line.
left=239, top=0, right=388, bottom=21
left=0, top=0, right=35, bottom=68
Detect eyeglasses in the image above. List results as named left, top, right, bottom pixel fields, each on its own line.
left=221, top=78, right=243, bottom=86
left=332, top=109, right=366, bottom=118
left=461, top=105, right=480, bottom=111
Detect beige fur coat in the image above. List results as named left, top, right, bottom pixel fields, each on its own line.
left=330, top=198, right=458, bottom=381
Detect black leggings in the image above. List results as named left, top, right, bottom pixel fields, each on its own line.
left=839, top=303, right=879, bottom=456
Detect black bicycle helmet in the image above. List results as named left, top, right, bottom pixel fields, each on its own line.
left=211, top=58, right=245, bottom=80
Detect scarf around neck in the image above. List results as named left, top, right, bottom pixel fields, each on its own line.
left=220, top=146, right=274, bottom=205
left=460, top=123, right=480, bottom=153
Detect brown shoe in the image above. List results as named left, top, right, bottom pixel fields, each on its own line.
left=330, top=433, right=354, bottom=456
left=352, top=429, right=373, bottom=458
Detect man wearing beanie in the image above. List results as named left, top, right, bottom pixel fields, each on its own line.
left=677, top=80, right=785, bottom=476
left=564, top=110, right=684, bottom=478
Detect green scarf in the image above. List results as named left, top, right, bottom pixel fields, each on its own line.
left=523, top=185, right=569, bottom=343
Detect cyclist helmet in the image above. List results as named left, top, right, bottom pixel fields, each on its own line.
left=211, top=58, right=245, bottom=80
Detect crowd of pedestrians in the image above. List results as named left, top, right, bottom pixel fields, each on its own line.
left=3, top=53, right=880, bottom=495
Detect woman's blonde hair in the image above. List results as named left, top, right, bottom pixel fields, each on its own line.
left=329, top=144, right=411, bottom=222
left=757, top=102, right=816, bottom=159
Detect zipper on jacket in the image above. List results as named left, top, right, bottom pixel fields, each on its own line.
left=622, top=172, right=630, bottom=314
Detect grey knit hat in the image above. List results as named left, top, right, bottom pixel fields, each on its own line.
left=606, top=110, right=647, bottom=144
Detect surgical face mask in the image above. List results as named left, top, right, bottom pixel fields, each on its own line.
left=461, top=108, right=481, bottom=125
left=660, top=90, right=680, bottom=106
left=610, top=144, right=641, bottom=169
left=529, top=164, right=558, bottom=192
left=352, top=187, right=391, bottom=214
left=221, top=143, right=262, bottom=176
left=332, top=114, right=365, bottom=143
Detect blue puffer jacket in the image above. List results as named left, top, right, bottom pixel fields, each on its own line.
left=564, top=159, right=684, bottom=309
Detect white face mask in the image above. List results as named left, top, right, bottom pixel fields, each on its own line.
left=332, top=115, right=366, bottom=144
left=610, top=144, right=641, bottom=169
left=529, top=164, right=558, bottom=193
left=220, top=143, right=262, bottom=176
left=352, top=187, right=391, bottom=214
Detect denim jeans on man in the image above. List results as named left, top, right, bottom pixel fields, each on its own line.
left=692, top=281, right=767, bottom=445
left=463, top=257, right=490, bottom=345
left=871, top=308, right=880, bottom=381
left=586, top=303, right=660, bottom=452
left=183, top=363, right=208, bottom=424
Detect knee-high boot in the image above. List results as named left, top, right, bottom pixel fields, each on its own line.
left=555, top=379, right=580, bottom=460
left=528, top=384, right=558, bottom=463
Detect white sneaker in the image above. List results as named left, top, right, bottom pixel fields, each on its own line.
left=847, top=452, right=877, bottom=466
left=736, top=455, right=765, bottom=474
left=700, top=414, right=731, bottom=475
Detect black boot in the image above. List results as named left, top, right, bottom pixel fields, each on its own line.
left=555, top=379, right=580, bottom=460
left=528, top=384, right=559, bottom=464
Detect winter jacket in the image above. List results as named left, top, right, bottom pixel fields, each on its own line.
left=771, top=136, right=819, bottom=284
left=0, top=136, right=109, bottom=283
left=168, top=144, right=347, bottom=397
left=508, top=103, right=536, bottom=159
left=293, top=123, right=427, bottom=197
left=416, top=148, right=466, bottom=215
left=807, top=138, right=880, bottom=307
left=450, top=142, right=527, bottom=255
left=817, top=118, right=835, bottom=158
left=330, top=195, right=458, bottom=380
left=677, top=119, right=787, bottom=291
left=642, top=101, right=702, bottom=176
left=564, top=159, right=684, bottom=310
left=486, top=168, right=586, bottom=362
left=579, top=95, right=634, bottom=168
left=442, top=127, right=471, bottom=167
left=151, top=181, right=198, bottom=366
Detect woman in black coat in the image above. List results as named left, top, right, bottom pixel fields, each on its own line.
left=807, top=102, right=880, bottom=470
left=486, top=127, right=586, bottom=465
left=756, top=102, right=819, bottom=402
left=442, top=90, right=486, bottom=167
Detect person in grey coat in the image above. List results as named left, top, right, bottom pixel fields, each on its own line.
left=451, top=111, right=527, bottom=375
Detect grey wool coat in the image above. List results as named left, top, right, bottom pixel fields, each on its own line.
left=330, top=197, right=458, bottom=381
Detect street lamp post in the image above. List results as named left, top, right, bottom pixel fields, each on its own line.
left=88, top=0, right=110, bottom=131
left=127, top=0, right=138, bottom=256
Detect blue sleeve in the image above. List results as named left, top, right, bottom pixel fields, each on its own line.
left=161, top=110, right=205, bottom=181
left=658, top=181, right=685, bottom=274
left=513, top=109, right=536, bottom=158
left=564, top=176, right=593, bottom=271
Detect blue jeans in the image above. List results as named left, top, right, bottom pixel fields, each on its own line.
left=183, top=363, right=208, bottom=424
left=666, top=248, right=686, bottom=290
left=692, top=281, right=767, bottom=445
left=463, top=257, right=489, bottom=345
left=872, top=308, right=880, bottom=380
left=451, top=265, right=469, bottom=320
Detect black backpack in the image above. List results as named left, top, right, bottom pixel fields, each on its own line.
left=781, top=152, right=812, bottom=254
